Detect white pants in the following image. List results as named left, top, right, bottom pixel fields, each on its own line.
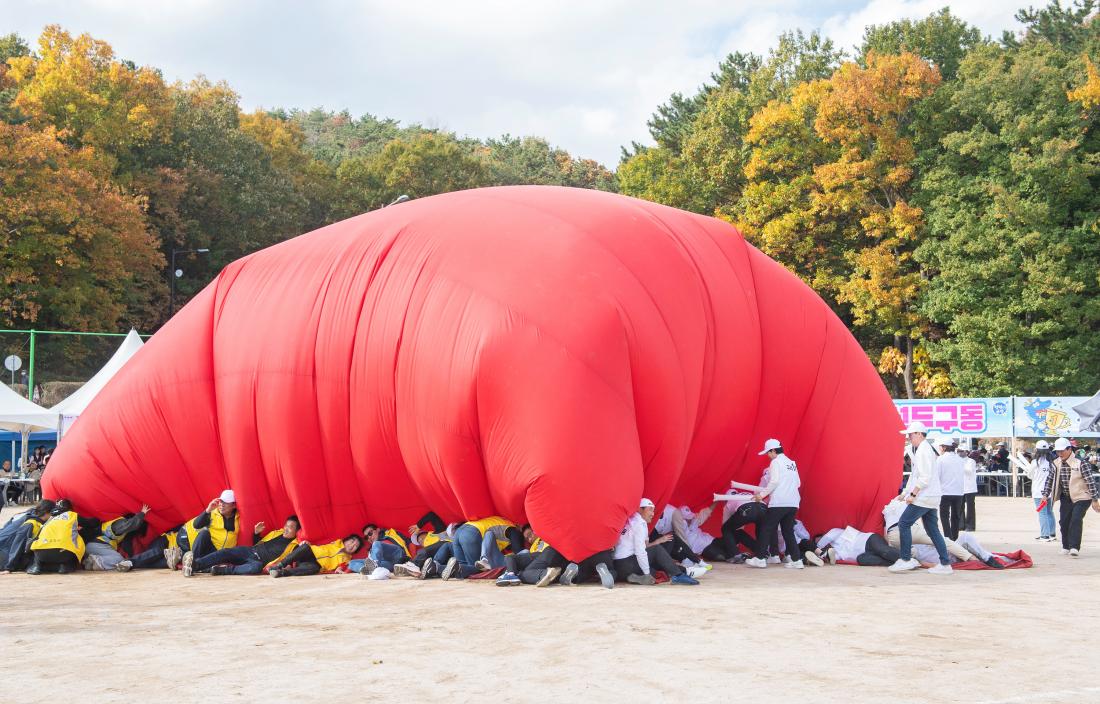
left=887, top=525, right=972, bottom=562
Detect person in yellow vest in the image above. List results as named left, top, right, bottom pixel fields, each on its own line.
left=494, top=527, right=569, bottom=586
left=166, top=489, right=240, bottom=570
left=401, top=521, right=459, bottom=579
left=115, top=525, right=183, bottom=571
left=27, top=499, right=85, bottom=574
left=184, top=515, right=300, bottom=576
left=359, top=511, right=447, bottom=580
left=83, top=504, right=150, bottom=571
left=268, top=533, right=363, bottom=577
left=0, top=500, right=54, bottom=573
left=441, top=515, right=524, bottom=580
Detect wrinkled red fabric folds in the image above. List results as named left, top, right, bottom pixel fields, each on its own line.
left=44, top=186, right=901, bottom=560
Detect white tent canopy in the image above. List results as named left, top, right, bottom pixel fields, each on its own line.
left=51, top=328, right=144, bottom=436
left=1074, top=389, right=1100, bottom=432
left=0, top=382, right=55, bottom=433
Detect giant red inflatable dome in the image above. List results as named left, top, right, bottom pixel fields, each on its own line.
left=45, top=186, right=901, bottom=559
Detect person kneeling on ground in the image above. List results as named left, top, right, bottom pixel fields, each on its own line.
left=495, top=534, right=572, bottom=587
left=183, top=515, right=300, bottom=576
left=612, top=498, right=698, bottom=585
left=269, top=534, right=363, bottom=577
left=0, top=500, right=54, bottom=573
left=27, top=499, right=85, bottom=574
left=168, top=490, right=240, bottom=570
left=83, top=505, right=151, bottom=571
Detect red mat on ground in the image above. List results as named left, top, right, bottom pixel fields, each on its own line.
left=836, top=550, right=1032, bottom=569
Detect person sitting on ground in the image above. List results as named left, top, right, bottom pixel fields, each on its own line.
left=745, top=439, right=805, bottom=570
left=83, top=505, right=151, bottom=571
left=1041, top=437, right=1100, bottom=558
left=183, top=515, right=300, bottom=576
left=612, top=498, right=698, bottom=585
left=359, top=511, right=446, bottom=580
left=168, top=490, right=240, bottom=570
left=115, top=525, right=184, bottom=571
left=494, top=532, right=572, bottom=587
left=441, top=515, right=523, bottom=580
left=0, top=500, right=54, bottom=572
left=404, top=523, right=459, bottom=579
left=651, top=505, right=712, bottom=574
left=27, top=499, right=85, bottom=574
left=269, top=534, right=363, bottom=577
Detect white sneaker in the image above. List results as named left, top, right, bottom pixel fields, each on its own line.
left=888, top=558, right=920, bottom=573
left=393, top=562, right=421, bottom=577
left=1061, top=548, right=1070, bottom=555
left=782, top=555, right=792, bottom=564
left=784, top=559, right=805, bottom=569
left=826, top=548, right=837, bottom=565
left=687, top=564, right=708, bottom=579
left=766, top=556, right=781, bottom=565
left=928, top=563, right=953, bottom=575
left=745, top=557, right=767, bottom=569
left=1070, top=548, right=1080, bottom=557
left=804, top=551, right=824, bottom=567
left=696, top=560, right=713, bottom=571
left=368, top=566, right=392, bottom=580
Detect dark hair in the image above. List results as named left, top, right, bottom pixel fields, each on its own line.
left=773, top=447, right=784, bottom=455
left=286, top=514, right=301, bottom=528
left=521, top=523, right=531, bottom=532
left=54, top=498, right=72, bottom=514
left=363, top=522, right=378, bottom=533
left=33, top=499, right=55, bottom=517
left=344, top=534, right=363, bottom=551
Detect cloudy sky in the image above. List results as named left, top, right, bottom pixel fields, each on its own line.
left=7, top=1, right=1027, bottom=166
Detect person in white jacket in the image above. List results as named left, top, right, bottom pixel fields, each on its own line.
left=1026, top=441, right=1057, bottom=541
left=745, top=439, right=804, bottom=570
left=959, top=442, right=979, bottom=531
left=889, top=422, right=953, bottom=574
left=936, top=437, right=966, bottom=540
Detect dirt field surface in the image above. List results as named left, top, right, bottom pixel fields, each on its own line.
left=1, top=497, right=1097, bottom=704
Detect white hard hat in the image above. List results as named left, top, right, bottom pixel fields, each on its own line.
left=757, top=438, right=783, bottom=456
left=1034, top=440, right=1050, bottom=450
left=219, top=489, right=236, bottom=504
left=1053, top=437, right=1072, bottom=452
left=639, top=497, right=655, bottom=509
left=901, top=421, right=928, bottom=435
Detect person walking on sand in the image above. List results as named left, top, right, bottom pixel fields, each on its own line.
left=1041, top=438, right=1100, bottom=557
left=889, top=422, right=952, bottom=575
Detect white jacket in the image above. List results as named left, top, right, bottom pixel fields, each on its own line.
left=903, top=440, right=941, bottom=508
left=759, top=454, right=801, bottom=508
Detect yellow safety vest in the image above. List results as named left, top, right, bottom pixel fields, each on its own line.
left=420, top=531, right=451, bottom=548
left=257, top=530, right=298, bottom=565
left=184, top=511, right=240, bottom=550
left=383, top=528, right=411, bottom=557
left=96, top=517, right=124, bottom=550
left=467, top=516, right=515, bottom=551
left=530, top=537, right=547, bottom=553
left=31, top=511, right=86, bottom=561
left=24, top=517, right=44, bottom=540
left=164, top=531, right=178, bottom=550
left=309, top=539, right=350, bottom=573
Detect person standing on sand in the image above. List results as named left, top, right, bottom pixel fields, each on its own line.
left=745, top=439, right=804, bottom=570
left=936, top=437, right=965, bottom=540
left=889, top=422, right=952, bottom=575
left=959, top=442, right=979, bottom=531
left=1041, top=437, right=1100, bottom=557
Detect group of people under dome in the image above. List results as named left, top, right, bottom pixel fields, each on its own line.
left=2, top=429, right=1097, bottom=584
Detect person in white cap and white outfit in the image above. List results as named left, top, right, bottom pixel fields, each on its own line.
left=1040, top=437, right=1100, bottom=556
left=1026, top=440, right=1057, bottom=541
left=745, top=439, right=804, bottom=569
left=935, top=436, right=965, bottom=540
left=611, top=498, right=699, bottom=585
left=171, top=489, right=241, bottom=574
left=889, top=422, right=952, bottom=574
left=958, top=440, right=979, bottom=531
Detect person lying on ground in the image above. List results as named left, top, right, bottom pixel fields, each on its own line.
left=115, top=525, right=184, bottom=571
left=269, top=534, right=363, bottom=577
left=0, top=500, right=54, bottom=573
left=83, top=505, right=150, bottom=571
left=168, top=490, right=240, bottom=569
left=816, top=526, right=900, bottom=566
left=358, top=511, right=445, bottom=580
left=612, top=498, right=698, bottom=585
left=401, top=523, right=458, bottom=578
left=441, top=516, right=523, bottom=580
left=495, top=537, right=571, bottom=587
left=27, top=499, right=85, bottom=574
left=182, top=515, right=300, bottom=576
left=910, top=532, right=1004, bottom=569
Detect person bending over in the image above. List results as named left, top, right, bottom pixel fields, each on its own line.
left=83, top=506, right=150, bottom=571
left=27, top=500, right=85, bottom=574
left=0, top=500, right=54, bottom=572
left=269, top=534, right=363, bottom=577
left=183, top=515, right=300, bottom=576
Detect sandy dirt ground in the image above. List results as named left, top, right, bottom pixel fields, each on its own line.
left=1, top=496, right=1097, bottom=704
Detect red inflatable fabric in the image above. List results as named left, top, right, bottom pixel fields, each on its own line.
left=44, top=186, right=902, bottom=560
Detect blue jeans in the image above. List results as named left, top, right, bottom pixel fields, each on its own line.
left=1035, top=497, right=1056, bottom=538
left=480, top=532, right=507, bottom=568
left=194, top=545, right=264, bottom=575
left=452, top=525, right=482, bottom=567
left=370, top=541, right=406, bottom=571
left=898, top=504, right=949, bottom=565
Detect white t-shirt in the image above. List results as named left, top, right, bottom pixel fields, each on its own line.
left=818, top=526, right=872, bottom=561
left=937, top=452, right=966, bottom=496
left=759, top=454, right=801, bottom=508
left=613, top=513, right=651, bottom=574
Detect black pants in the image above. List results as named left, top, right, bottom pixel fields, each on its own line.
left=700, top=540, right=728, bottom=562
left=1059, top=498, right=1091, bottom=551
left=129, top=535, right=170, bottom=569
left=612, top=546, right=684, bottom=581
left=962, top=493, right=977, bottom=531
left=755, top=507, right=800, bottom=561
left=412, top=541, right=446, bottom=568
left=655, top=532, right=700, bottom=563
left=855, top=533, right=900, bottom=566
left=574, top=549, right=614, bottom=582
left=5, top=483, right=21, bottom=502
left=940, top=495, right=964, bottom=540
left=721, top=502, right=769, bottom=556
left=31, top=548, right=78, bottom=572
left=271, top=543, right=321, bottom=576
left=514, top=547, right=568, bottom=584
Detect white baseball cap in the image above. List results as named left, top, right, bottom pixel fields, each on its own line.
left=757, top=438, right=783, bottom=455
left=1053, top=437, right=1073, bottom=452
left=901, top=421, right=928, bottom=435
left=936, top=436, right=954, bottom=446
left=639, top=498, right=655, bottom=509
left=219, top=489, right=236, bottom=504
left=1035, top=440, right=1050, bottom=450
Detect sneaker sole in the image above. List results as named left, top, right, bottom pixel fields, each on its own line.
left=535, top=567, right=561, bottom=587
left=596, top=564, right=614, bottom=589
left=441, top=558, right=459, bottom=581
left=560, top=564, right=579, bottom=586
left=181, top=553, right=194, bottom=577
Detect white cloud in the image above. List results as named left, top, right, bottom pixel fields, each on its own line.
left=5, top=1, right=1024, bottom=167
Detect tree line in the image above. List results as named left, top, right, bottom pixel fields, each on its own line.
left=620, top=1, right=1100, bottom=398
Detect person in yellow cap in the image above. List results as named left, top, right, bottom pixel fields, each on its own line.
left=27, top=499, right=85, bottom=574
left=167, top=490, right=240, bottom=571
left=268, top=534, right=363, bottom=577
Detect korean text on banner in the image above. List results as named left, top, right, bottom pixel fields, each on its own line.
left=893, top=398, right=1013, bottom=437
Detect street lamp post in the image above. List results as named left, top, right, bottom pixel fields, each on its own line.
left=169, top=248, right=210, bottom=318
